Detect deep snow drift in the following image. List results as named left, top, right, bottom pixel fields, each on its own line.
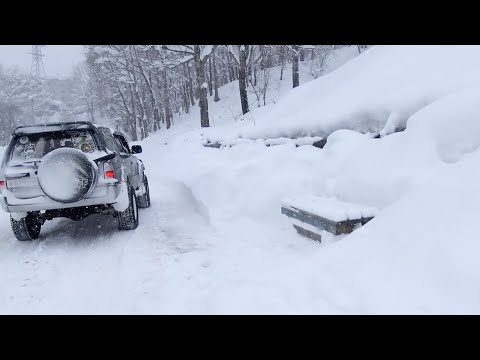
left=139, top=45, right=480, bottom=314
left=204, top=45, right=480, bottom=143
left=2, top=45, right=480, bottom=314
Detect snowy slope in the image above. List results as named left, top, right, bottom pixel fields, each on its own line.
left=137, top=45, right=480, bottom=313
left=203, top=45, right=480, bottom=142
left=3, top=45, right=480, bottom=314
left=169, top=46, right=360, bottom=135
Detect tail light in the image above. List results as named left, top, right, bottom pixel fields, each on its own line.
left=104, top=161, right=115, bottom=179
left=105, top=170, right=115, bottom=179
left=0, top=180, right=5, bottom=188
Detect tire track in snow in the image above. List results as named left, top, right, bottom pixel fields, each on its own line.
left=0, top=174, right=218, bottom=313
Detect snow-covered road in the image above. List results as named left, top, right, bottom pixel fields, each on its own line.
left=0, top=151, right=344, bottom=314
left=0, top=171, right=221, bottom=313
left=0, top=173, right=204, bottom=313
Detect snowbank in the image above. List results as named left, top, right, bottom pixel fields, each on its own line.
left=141, top=45, right=480, bottom=313
left=203, top=46, right=480, bottom=142
left=308, top=152, right=480, bottom=314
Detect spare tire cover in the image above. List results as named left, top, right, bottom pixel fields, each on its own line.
left=38, top=148, right=98, bottom=204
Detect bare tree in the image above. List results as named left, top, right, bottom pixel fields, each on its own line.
left=161, top=68, right=172, bottom=129
left=0, top=67, right=32, bottom=144
left=238, top=45, right=250, bottom=115
left=132, top=46, right=161, bottom=133
left=72, top=62, right=96, bottom=122
left=194, top=45, right=210, bottom=127
left=80, top=44, right=348, bottom=139
left=212, top=48, right=220, bottom=102
left=279, top=45, right=288, bottom=81
left=208, top=56, right=213, bottom=97
left=162, top=45, right=217, bottom=127
left=292, top=45, right=300, bottom=88
left=247, top=46, right=272, bottom=107
left=308, top=45, right=336, bottom=79
left=248, top=66, right=271, bottom=107
left=357, top=45, right=368, bottom=53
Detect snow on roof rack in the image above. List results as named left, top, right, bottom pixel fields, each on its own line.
left=13, top=121, right=97, bottom=135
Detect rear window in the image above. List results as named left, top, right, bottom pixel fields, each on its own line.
left=8, top=130, right=98, bottom=165
left=97, top=127, right=118, bottom=152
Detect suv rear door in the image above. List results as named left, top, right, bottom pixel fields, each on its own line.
left=113, top=134, right=141, bottom=188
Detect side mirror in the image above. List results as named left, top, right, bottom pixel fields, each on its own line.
left=131, top=145, right=142, bottom=154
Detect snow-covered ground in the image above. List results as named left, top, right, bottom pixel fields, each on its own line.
left=3, top=45, right=480, bottom=314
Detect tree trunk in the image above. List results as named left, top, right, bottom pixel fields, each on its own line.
left=185, top=63, right=195, bottom=106
left=140, top=67, right=160, bottom=134
left=183, top=81, right=190, bottom=113
left=174, top=88, right=179, bottom=115
left=162, top=69, right=172, bottom=129
left=228, top=52, right=235, bottom=82
left=212, top=49, right=220, bottom=102
left=208, top=57, right=213, bottom=96
left=148, top=78, right=160, bottom=132
left=160, top=107, right=165, bottom=125
left=125, top=46, right=146, bottom=139
left=128, top=84, right=138, bottom=141
left=109, top=62, right=135, bottom=137
left=133, top=84, right=146, bottom=139
left=140, top=86, right=149, bottom=138
left=239, top=45, right=250, bottom=115
left=136, top=46, right=161, bottom=134
left=292, top=45, right=300, bottom=88
left=279, top=45, right=286, bottom=81
left=223, top=70, right=228, bottom=86
left=194, top=45, right=210, bottom=127
left=153, top=67, right=164, bottom=130
left=248, top=46, right=254, bottom=85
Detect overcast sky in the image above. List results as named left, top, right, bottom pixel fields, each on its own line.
left=0, top=45, right=84, bottom=78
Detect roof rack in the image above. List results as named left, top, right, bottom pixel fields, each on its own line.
left=13, top=121, right=97, bottom=135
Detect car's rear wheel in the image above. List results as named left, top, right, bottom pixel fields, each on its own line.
left=118, top=185, right=139, bottom=230
left=137, top=175, right=151, bottom=208
left=11, top=213, right=41, bottom=241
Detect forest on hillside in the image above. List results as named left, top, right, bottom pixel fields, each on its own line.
left=0, top=45, right=368, bottom=144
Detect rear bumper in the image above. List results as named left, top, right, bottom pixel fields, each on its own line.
left=0, top=184, right=124, bottom=213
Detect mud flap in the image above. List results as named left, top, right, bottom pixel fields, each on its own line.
left=113, top=182, right=129, bottom=212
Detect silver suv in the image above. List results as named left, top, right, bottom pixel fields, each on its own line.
left=0, top=121, right=151, bottom=241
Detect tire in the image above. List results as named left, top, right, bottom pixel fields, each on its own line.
left=137, top=175, right=151, bottom=208
left=10, top=213, right=41, bottom=241
left=118, top=185, right=139, bottom=230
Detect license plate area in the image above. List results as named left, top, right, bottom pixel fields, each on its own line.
left=7, top=177, right=39, bottom=188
